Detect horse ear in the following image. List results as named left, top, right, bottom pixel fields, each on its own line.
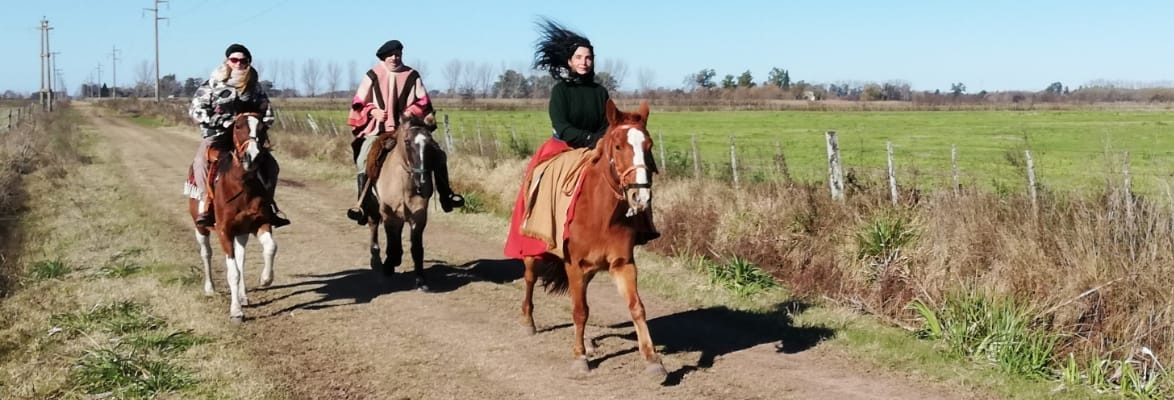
left=605, top=99, right=618, bottom=126
left=639, top=100, right=650, bottom=123
left=423, top=112, right=437, bottom=131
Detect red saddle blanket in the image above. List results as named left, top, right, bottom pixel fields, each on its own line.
left=504, top=138, right=587, bottom=260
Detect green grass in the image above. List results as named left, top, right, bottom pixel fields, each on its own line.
left=28, top=259, right=70, bottom=281
left=294, top=107, right=1174, bottom=194
left=70, top=345, right=196, bottom=399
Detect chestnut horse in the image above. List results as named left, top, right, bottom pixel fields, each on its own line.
left=520, top=100, right=666, bottom=376
left=188, top=113, right=277, bottom=322
left=366, top=114, right=436, bottom=291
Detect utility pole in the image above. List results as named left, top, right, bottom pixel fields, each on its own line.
left=39, top=17, right=54, bottom=111
left=110, top=45, right=121, bottom=98
left=97, top=62, right=103, bottom=98
left=50, top=51, right=60, bottom=100
left=145, top=0, right=168, bottom=101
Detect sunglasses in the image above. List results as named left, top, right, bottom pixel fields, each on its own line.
left=228, top=57, right=250, bottom=64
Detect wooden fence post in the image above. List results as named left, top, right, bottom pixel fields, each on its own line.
left=775, top=138, right=792, bottom=185
left=691, top=133, right=702, bottom=179
left=443, top=114, right=454, bottom=154
left=729, top=133, right=739, bottom=188
left=951, top=144, right=960, bottom=195
left=306, top=114, right=320, bottom=134
left=826, top=131, right=845, bottom=201
left=1025, top=149, right=1038, bottom=217
left=476, top=121, right=484, bottom=157
left=657, top=131, right=666, bottom=177
left=887, top=141, right=899, bottom=206
left=1123, top=151, right=1134, bottom=221
left=1123, top=151, right=1136, bottom=260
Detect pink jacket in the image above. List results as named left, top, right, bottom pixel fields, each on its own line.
left=350, top=64, right=433, bottom=138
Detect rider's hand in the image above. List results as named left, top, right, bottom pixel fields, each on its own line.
left=370, top=109, right=386, bottom=122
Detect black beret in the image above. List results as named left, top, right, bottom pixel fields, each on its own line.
left=376, top=40, right=404, bottom=59
left=225, top=43, right=251, bottom=60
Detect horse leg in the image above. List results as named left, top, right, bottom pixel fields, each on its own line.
left=610, top=262, right=666, bottom=376
left=233, top=234, right=250, bottom=307
left=409, top=217, right=428, bottom=291
left=368, top=215, right=381, bottom=271
left=195, top=229, right=214, bottom=296
left=218, top=233, right=243, bottom=322
left=520, top=257, right=537, bottom=335
left=383, top=218, right=404, bottom=277
left=258, top=227, right=276, bottom=287
left=568, top=262, right=590, bottom=373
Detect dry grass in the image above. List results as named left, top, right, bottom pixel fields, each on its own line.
left=0, top=106, right=281, bottom=399
left=113, top=100, right=1173, bottom=396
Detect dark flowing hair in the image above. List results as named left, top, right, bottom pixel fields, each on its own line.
left=532, top=18, right=594, bottom=83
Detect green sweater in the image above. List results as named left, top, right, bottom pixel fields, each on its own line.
left=548, top=80, right=610, bottom=148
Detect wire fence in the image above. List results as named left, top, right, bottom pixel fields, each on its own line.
left=272, top=109, right=1174, bottom=198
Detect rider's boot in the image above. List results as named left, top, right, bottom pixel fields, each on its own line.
left=429, top=149, right=464, bottom=213
left=346, top=173, right=369, bottom=225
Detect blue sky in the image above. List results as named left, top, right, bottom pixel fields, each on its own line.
left=2, top=0, right=1171, bottom=95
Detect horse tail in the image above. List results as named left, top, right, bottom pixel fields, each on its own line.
left=535, top=258, right=569, bottom=295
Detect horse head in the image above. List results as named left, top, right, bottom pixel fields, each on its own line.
left=231, top=113, right=267, bottom=172
left=396, top=112, right=437, bottom=192
left=601, top=99, right=657, bottom=217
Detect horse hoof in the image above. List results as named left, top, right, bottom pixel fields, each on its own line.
left=239, top=297, right=249, bottom=306
left=229, top=315, right=244, bottom=324
left=203, top=289, right=215, bottom=297
left=570, top=358, right=590, bottom=374
left=258, top=279, right=272, bottom=288
left=415, top=278, right=429, bottom=292
left=585, top=344, right=597, bottom=357
left=644, top=363, right=668, bottom=377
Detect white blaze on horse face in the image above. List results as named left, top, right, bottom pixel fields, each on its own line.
left=414, top=132, right=428, bottom=170
left=626, top=128, right=651, bottom=208
left=245, top=116, right=262, bottom=163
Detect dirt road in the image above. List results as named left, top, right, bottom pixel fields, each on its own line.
left=83, top=104, right=978, bottom=400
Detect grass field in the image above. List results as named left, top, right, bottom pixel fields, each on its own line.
left=286, top=106, right=1174, bottom=194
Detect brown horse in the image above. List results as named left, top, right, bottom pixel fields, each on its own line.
left=521, top=100, right=666, bottom=376
left=366, top=114, right=436, bottom=291
left=188, top=113, right=277, bottom=322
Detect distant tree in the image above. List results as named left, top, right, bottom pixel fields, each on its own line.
left=637, top=67, right=656, bottom=95
left=302, top=59, right=321, bottom=97
left=134, top=60, right=154, bottom=97
left=766, top=67, right=791, bottom=89
left=443, top=60, right=463, bottom=95
left=182, top=77, right=202, bottom=97
left=595, top=72, right=620, bottom=92
left=159, top=74, right=182, bottom=97
left=690, top=68, right=716, bottom=90
left=325, top=61, right=342, bottom=100
left=737, top=70, right=755, bottom=88
left=598, top=59, right=628, bottom=92
left=348, top=60, right=359, bottom=91
left=1045, top=81, right=1063, bottom=94
left=721, top=74, right=736, bottom=89
left=528, top=74, right=557, bottom=99
left=492, top=69, right=530, bottom=98
left=950, top=82, right=966, bottom=97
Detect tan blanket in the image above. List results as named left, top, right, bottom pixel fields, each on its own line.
left=520, top=148, right=592, bottom=258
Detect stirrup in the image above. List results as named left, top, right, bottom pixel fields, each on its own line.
left=347, top=207, right=368, bottom=225
left=440, top=193, right=465, bottom=213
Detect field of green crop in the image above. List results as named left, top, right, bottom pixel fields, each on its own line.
left=284, top=106, right=1174, bottom=194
